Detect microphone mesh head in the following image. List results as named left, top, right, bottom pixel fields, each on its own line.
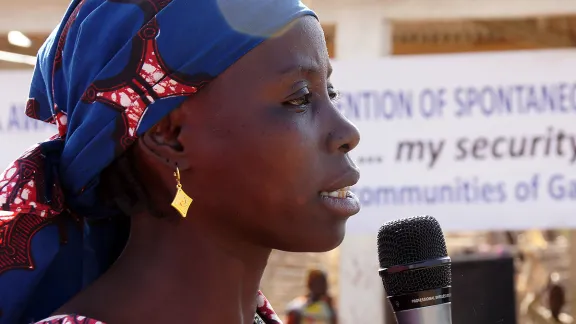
left=377, top=215, right=451, bottom=296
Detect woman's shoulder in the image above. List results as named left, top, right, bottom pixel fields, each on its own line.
left=37, top=313, right=275, bottom=324
left=34, top=292, right=279, bottom=324
left=35, top=315, right=105, bottom=324
left=37, top=314, right=274, bottom=324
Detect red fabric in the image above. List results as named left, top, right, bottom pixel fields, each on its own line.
left=36, top=315, right=102, bottom=324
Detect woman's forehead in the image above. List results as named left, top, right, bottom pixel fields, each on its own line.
left=233, top=16, right=329, bottom=78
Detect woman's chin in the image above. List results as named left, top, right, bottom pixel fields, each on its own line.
left=273, top=225, right=347, bottom=253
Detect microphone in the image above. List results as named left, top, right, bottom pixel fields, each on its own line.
left=377, top=216, right=452, bottom=324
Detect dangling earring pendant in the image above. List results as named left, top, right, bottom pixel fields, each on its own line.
left=171, top=166, right=192, bottom=218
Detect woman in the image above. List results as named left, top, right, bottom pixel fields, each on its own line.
left=286, top=269, right=337, bottom=324
left=0, top=0, right=361, bottom=323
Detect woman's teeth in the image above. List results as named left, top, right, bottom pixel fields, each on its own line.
left=320, top=187, right=350, bottom=198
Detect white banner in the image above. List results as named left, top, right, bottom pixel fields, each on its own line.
left=2, top=50, right=576, bottom=231
left=338, top=234, right=384, bottom=324
left=0, top=70, right=56, bottom=169
left=332, top=49, right=576, bottom=232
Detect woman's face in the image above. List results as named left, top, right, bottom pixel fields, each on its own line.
left=174, top=16, right=360, bottom=252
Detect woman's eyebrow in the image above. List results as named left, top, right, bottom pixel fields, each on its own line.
left=276, top=63, right=333, bottom=80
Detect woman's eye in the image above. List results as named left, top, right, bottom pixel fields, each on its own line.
left=328, top=88, right=340, bottom=101
left=283, top=87, right=340, bottom=110
left=285, top=93, right=312, bottom=107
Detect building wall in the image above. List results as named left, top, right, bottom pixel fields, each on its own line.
left=310, top=0, right=576, bottom=58
left=6, top=0, right=576, bottom=32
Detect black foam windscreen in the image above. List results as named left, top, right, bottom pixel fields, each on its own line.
left=377, top=215, right=451, bottom=296
left=451, top=253, right=517, bottom=324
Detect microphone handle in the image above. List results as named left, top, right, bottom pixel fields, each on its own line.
left=394, top=303, right=452, bottom=324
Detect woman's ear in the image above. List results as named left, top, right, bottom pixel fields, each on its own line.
left=139, top=109, right=191, bottom=170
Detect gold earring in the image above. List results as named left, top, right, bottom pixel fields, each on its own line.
left=170, top=166, right=192, bottom=218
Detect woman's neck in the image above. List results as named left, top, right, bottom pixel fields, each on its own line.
left=59, top=214, right=271, bottom=324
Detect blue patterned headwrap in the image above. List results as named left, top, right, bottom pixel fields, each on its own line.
left=0, top=1, right=316, bottom=323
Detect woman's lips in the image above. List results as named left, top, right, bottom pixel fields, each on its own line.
left=319, top=187, right=361, bottom=217
left=320, top=186, right=351, bottom=198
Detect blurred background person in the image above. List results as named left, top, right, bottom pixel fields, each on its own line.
left=524, top=272, right=573, bottom=324
left=286, top=269, right=338, bottom=324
